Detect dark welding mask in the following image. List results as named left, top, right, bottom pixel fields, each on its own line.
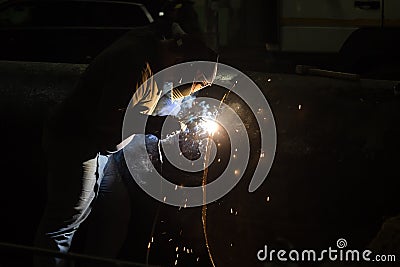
left=170, top=60, right=217, bottom=100
left=167, top=22, right=218, bottom=99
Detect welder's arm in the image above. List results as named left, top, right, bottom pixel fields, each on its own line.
left=95, top=108, right=180, bottom=152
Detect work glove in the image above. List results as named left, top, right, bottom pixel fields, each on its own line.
left=145, top=115, right=181, bottom=139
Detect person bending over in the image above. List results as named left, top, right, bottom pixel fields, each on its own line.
left=34, top=22, right=214, bottom=267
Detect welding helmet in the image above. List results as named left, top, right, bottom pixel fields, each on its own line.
left=169, top=60, right=218, bottom=100
left=168, top=24, right=218, bottom=99
left=172, top=23, right=217, bottom=61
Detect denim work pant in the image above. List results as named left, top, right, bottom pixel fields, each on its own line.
left=34, top=132, right=113, bottom=267
left=82, top=135, right=161, bottom=266
left=83, top=150, right=131, bottom=266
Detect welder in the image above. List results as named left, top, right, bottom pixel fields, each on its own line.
left=34, top=21, right=216, bottom=267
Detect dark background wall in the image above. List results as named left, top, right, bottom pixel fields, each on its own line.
left=1, top=61, right=399, bottom=266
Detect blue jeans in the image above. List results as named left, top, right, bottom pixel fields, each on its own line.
left=83, top=151, right=131, bottom=265
left=34, top=131, right=113, bottom=267
left=82, top=135, right=162, bottom=266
